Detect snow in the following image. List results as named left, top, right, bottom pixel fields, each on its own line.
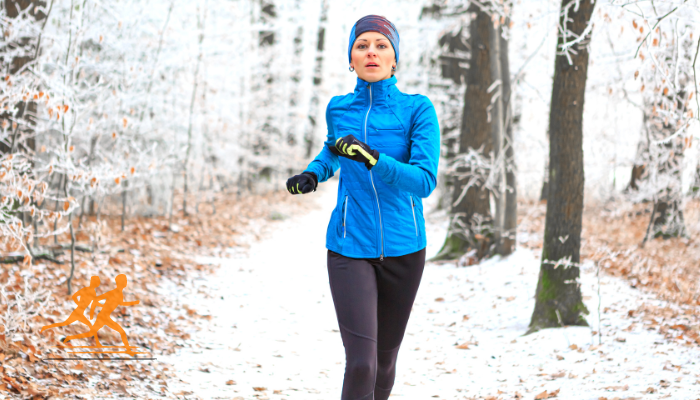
left=161, top=179, right=700, bottom=399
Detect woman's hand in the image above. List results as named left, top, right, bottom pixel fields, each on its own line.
left=286, top=172, right=318, bottom=194
left=327, top=134, right=380, bottom=170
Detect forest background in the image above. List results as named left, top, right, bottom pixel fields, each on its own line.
left=1, top=0, right=699, bottom=398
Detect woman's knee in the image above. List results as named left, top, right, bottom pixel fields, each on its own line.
left=345, top=357, right=376, bottom=381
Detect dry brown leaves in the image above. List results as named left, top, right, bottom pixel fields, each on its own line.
left=0, top=188, right=311, bottom=398
left=455, top=340, right=478, bottom=349
left=582, top=200, right=700, bottom=349
left=534, top=388, right=560, bottom=399
left=517, top=199, right=700, bottom=350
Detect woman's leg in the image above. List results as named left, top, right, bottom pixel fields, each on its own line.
left=327, top=250, right=378, bottom=400
left=373, top=247, right=426, bottom=400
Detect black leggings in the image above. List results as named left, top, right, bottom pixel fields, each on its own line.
left=326, top=247, right=426, bottom=400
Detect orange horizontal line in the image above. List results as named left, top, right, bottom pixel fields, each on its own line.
left=65, top=351, right=150, bottom=355
left=51, top=345, right=141, bottom=349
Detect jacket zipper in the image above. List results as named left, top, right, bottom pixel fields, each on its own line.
left=410, top=196, right=418, bottom=237
left=343, top=195, right=348, bottom=238
left=365, top=84, right=385, bottom=261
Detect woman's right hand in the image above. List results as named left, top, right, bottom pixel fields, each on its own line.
left=286, top=172, right=318, bottom=194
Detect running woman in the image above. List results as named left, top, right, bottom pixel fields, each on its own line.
left=285, top=15, right=440, bottom=400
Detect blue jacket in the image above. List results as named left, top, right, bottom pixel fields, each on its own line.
left=303, top=76, right=440, bottom=259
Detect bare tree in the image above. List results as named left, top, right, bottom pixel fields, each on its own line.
left=627, top=13, right=695, bottom=242
left=432, top=5, right=494, bottom=261
left=489, top=16, right=506, bottom=255
left=528, top=0, right=596, bottom=333
left=420, top=4, right=470, bottom=212
left=305, top=0, right=328, bottom=159
left=499, top=17, right=517, bottom=256
left=183, top=0, right=207, bottom=217
left=0, top=1, right=45, bottom=156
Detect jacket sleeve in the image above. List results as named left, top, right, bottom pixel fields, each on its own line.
left=371, top=96, right=440, bottom=198
left=302, top=99, right=340, bottom=183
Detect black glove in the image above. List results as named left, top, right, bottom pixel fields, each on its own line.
left=327, top=134, right=380, bottom=170
left=286, top=171, right=318, bottom=195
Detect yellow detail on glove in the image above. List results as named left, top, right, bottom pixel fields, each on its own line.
left=352, top=145, right=377, bottom=165
left=333, top=136, right=377, bottom=166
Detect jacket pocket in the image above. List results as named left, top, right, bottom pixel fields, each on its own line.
left=410, top=195, right=418, bottom=237
left=343, top=195, right=349, bottom=238
left=371, top=128, right=407, bottom=149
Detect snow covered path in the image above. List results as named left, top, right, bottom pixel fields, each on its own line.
left=161, top=180, right=700, bottom=400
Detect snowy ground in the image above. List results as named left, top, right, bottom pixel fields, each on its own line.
left=160, top=180, right=700, bottom=400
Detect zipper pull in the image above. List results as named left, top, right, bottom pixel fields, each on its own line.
left=380, top=253, right=384, bottom=261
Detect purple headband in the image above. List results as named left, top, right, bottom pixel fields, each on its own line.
left=348, top=15, right=400, bottom=65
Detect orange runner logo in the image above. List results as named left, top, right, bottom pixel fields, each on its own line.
left=41, top=274, right=153, bottom=360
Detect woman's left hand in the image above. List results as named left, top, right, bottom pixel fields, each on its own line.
left=327, top=134, right=380, bottom=170
left=286, top=172, right=318, bottom=194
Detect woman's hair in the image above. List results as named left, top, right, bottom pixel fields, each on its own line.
left=348, top=15, right=400, bottom=68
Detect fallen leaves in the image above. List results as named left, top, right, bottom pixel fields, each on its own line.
left=518, top=200, right=700, bottom=350
left=603, top=384, right=629, bottom=391
left=535, top=388, right=560, bottom=399
left=580, top=200, right=700, bottom=348
left=549, top=371, right=566, bottom=379
left=0, top=187, right=310, bottom=398
left=455, top=340, right=478, bottom=349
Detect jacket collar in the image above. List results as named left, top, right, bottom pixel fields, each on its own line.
left=354, top=75, right=398, bottom=102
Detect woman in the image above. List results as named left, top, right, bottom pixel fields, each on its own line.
left=285, top=15, right=440, bottom=400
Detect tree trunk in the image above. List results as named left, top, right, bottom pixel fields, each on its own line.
left=53, top=173, right=64, bottom=244
left=304, top=0, right=328, bottom=159
left=489, top=19, right=506, bottom=255
left=528, top=0, right=595, bottom=334
left=644, top=199, right=686, bottom=241
left=540, top=136, right=549, bottom=202
left=183, top=1, right=207, bottom=217
left=65, top=174, right=76, bottom=295
left=0, top=1, right=45, bottom=156
left=640, top=106, right=687, bottom=240
left=434, top=23, right=469, bottom=212
left=627, top=105, right=687, bottom=240
left=432, top=5, right=494, bottom=261
left=627, top=163, right=645, bottom=191
left=499, top=18, right=517, bottom=256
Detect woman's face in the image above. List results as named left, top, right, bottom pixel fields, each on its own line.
left=350, top=31, right=396, bottom=83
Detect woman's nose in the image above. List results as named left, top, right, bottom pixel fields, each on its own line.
left=367, top=44, right=378, bottom=56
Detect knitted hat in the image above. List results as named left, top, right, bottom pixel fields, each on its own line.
left=348, top=15, right=400, bottom=65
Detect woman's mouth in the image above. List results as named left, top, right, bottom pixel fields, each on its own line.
left=365, top=62, right=379, bottom=68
